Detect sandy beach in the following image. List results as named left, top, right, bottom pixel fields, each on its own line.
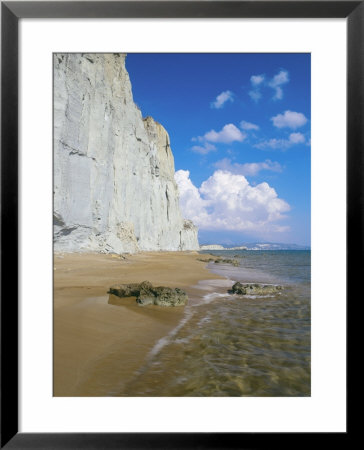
left=54, top=251, right=223, bottom=396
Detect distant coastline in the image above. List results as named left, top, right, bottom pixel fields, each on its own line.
left=200, top=242, right=310, bottom=251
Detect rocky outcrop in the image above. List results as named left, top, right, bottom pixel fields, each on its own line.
left=54, top=53, right=199, bottom=253
left=197, top=257, right=240, bottom=266
left=230, top=282, right=283, bottom=296
left=108, top=281, right=188, bottom=307
left=180, top=220, right=199, bottom=251
left=214, top=258, right=240, bottom=267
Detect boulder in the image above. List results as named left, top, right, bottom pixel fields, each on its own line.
left=136, top=293, right=156, bottom=306
left=108, top=281, right=153, bottom=298
left=230, top=282, right=282, bottom=296
left=148, top=287, right=188, bottom=307
left=108, top=281, right=188, bottom=307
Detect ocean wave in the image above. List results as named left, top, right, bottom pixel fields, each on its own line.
left=201, top=292, right=232, bottom=304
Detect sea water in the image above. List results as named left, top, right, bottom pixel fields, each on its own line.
left=118, top=250, right=311, bottom=397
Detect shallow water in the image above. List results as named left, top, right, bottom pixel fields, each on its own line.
left=115, top=250, right=311, bottom=397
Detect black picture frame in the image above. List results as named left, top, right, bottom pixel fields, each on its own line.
left=1, top=1, right=359, bottom=448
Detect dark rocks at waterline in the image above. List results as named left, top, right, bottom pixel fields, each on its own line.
left=215, top=258, right=240, bottom=267
left=229, top=282, right=283, bottom=296
left=108, top=281, right=153, bottom=298
left=138, top=286, right=188, bottom=307
left=108, top=281, right=188, bottom=307
left=197, top=257, right=240, bottom=266
left=197, top=257, right=216, bottom=263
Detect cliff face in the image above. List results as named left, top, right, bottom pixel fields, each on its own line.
left=54, top=53, right=199, bottom=253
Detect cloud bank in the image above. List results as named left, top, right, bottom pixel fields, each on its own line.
left=175, top=169, right=290, bottom=232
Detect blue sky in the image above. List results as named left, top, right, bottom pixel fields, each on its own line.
left=126, top=53, right=310, bottom=246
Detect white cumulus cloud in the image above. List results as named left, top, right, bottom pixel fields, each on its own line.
left=271, top=110, right=308, bottom=129
left=254, top=132, right=305, bottom=150
left=175, top=169, right=290, bottom=232
left=240, top=120, right=259, bottom=131
left=213, top=158, right=283, bottom=176
left=202, top=124, right=246, bottom=144
left=249, top=70, right=289, bottom=101
left=191, top=142, right=217, bottom=155
left=270, top=70, right=289, bottom=86
left=248, top=89, right=262, bottom=102
left=289, top=132, right=305, bottom=144
left=268, top=70, right=289, bottom=100
left=250, top=74, right=265, bottom=86
left=248, top=74, right=265, bottom=102
left=211, top=90, right=234, bottom=109
left=174, top=170, right=209, bottom=225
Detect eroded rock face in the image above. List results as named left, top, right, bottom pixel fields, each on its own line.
left=108, top=281, right=188, bottom=307
left=230, top=282, right=283, bottom=296
left=54, top=53, right=199, bottom=253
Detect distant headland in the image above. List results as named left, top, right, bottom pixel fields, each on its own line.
left=200, top=242, right=310, bottom=251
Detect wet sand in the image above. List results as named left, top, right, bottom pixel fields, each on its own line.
left=54, top=251, right=223, bottom=396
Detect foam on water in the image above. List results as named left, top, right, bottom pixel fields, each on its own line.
left=201, top=292, right=232, bottom=304
left=192, top=278, right=233, bottom=291
left=147, top=291, right=232, bottom=358
left=241, top=293, right=281, bottom=299
left=147, top=309, right=194, bottom=359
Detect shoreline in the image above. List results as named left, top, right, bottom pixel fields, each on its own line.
left=54, top=251, right=226, bottom=396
